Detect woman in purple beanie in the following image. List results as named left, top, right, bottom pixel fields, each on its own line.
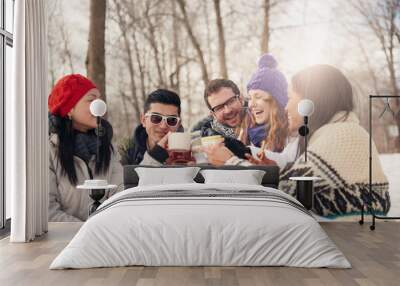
left=204, top=64, right=390, bottom=217
left=245, top=54, right=289, bottom=152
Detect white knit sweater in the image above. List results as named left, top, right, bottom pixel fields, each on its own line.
left=280, top=111, right=390, bottom=216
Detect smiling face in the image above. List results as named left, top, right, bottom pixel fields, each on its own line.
left=68, top=88, right=100, bottom=132
left=248, top=89, right=273, bottom=125
left=140, top=103, right=180, bottom=148
left=285, top=85, right=303, bottom=134
left=208, top=87, right=244, bottom=128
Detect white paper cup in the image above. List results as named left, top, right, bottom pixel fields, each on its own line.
left=201, top=135, right=224, bottom=147
left=168, top=132, right=191, bottom=150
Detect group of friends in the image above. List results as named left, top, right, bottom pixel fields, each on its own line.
left=48, top=54, right=391, bottom=222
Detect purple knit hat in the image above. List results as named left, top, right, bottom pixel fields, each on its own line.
left=246, top=54, right=288, bottom=108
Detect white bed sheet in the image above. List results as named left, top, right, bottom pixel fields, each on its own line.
left=50, top=183, right=351, bottom=269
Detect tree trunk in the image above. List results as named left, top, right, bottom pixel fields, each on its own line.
left=60, top=24, right=74, bottom=73
left=175, top=0, right=209, bottom=87
left=119, top=90, right=132, bottom=137
left=261, top=0, right=271, bottom=54
left=132, top=31, right=147, bottom=105
left=203, top=1, right=213, bottom=77
left=47, top=30, right=56, bottom=87
left=86, top=0, right=107, bottom=101
left=213, top=0, right=228, bottom=79
left=385, top=1, right=400, bottom=150
left=171, top=0, right=181, bottom=93
left=184, top=45, right=193, bottom=127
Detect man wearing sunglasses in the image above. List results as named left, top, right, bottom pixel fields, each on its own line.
left=191, top=79, right=251, bottom=159
left=120, top=89, right=183, bottom=165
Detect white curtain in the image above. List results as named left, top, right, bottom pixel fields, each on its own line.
left=7, top=0, right=49, bottom=242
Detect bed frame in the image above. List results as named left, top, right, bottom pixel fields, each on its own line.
left=123, top=165, right=280, bottom=189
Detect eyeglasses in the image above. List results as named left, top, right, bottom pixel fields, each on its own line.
left=211, top=95, right=240, bottom=114
left=145, top=113, right=180, bottom=127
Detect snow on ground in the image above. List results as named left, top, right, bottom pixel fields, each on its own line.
left=380, top=154, right=400, bottom=217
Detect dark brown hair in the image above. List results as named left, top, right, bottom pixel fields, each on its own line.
left=291, top=65, right=354, bottom=155
left=144, top=89, right=181, bottom=115
left=204, top=79, right=241, bottom=109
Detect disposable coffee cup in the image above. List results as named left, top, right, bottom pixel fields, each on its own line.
left=201, top=135, right=224, bottom=147
left=168, top=132, right=191, bottom=151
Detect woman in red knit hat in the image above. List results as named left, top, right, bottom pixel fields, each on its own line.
left=48, top=74, right=122, bottom=222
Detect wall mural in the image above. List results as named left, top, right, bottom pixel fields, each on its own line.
left=46, top=0, right=400, bottom=223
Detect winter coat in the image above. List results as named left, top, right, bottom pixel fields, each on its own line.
left=279, top=111, right=390, bottom=217
left=119, top=125, right=170, bottom=166
left=49, top=134, right=123, bottom=222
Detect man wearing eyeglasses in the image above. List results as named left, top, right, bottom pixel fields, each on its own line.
left=120, top=89, right=182, bottom=165
left=191, top=79, right=251, bottom=159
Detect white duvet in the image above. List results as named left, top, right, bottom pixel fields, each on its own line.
left=50, top=183, right=351, bottom=269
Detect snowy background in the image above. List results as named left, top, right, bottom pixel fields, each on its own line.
left=44, top=0, right=400, bottom=222
left=380, top=154, right=400, bottom=217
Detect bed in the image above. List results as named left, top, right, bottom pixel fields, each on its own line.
left=50, top=165, right=350, bottom=269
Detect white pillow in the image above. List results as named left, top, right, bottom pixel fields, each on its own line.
left=135, top=167, right=200, bottom=186
left=200, top=169, right=266, bottom=185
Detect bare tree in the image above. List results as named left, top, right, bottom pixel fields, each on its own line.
left=213, top=0, right=228, bottom=78
left=47, top=0, right=60, bottom=87
left=143, top=0, right=166, bottom=87
left=111, top=0, right=141, bottom=122
left=132, top=30, right=147, bottom=105
left=183, top=53, right=194, bottom=127
left=170, top=0, right=182, bottom=92
left=117, top=70, right=133, bottom=137
left=260, top=0, right=286, bottom=54
left=86, top=0, right=107, bottom=100
left=203, top=1, right=214, bottom=77
left=47, top=0, right=75, bottom=86
left=353, top=0, right=400, bottom=150
left=175, top=0, right=209, bottom=87
left=52, top=0, right=324, bottom=140
left=60, top=22, right=75, bottom=73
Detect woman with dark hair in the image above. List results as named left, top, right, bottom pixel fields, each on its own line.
left=48, top=74, right=122, bottom=222
left=280, top=64, right=390, bottom=217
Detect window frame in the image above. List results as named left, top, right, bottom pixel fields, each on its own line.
left=0, top=0, right=14, bottom=232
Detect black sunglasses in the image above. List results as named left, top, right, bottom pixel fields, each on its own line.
left=145, top=113, right=180, bottom=127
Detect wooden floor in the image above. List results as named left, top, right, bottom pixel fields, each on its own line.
left=0, top=222, right=399, bottom=286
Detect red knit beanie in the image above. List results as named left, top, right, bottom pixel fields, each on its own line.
left=48, top=74, right=97, bottom=117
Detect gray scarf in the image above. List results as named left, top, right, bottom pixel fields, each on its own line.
left=211, top=119, right=237, bottom=139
